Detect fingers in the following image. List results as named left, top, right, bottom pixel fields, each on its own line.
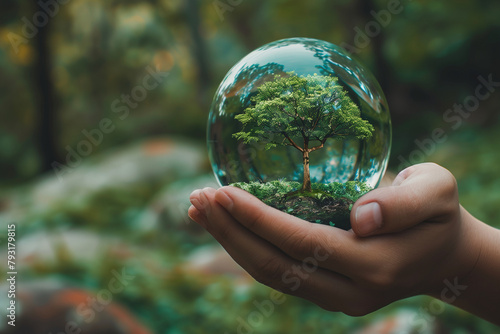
left=213, top=186, right=340, bottom=256
left=188, top=205, right=208, bottom=227
left=189, top=188, right=360, bottom=310
left=211, top=186, right=382, bottom=278
left=351, top=163, right=460, bottom=237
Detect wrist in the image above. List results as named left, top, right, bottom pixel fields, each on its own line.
left=429, top=207, right=500, bottom=325
left=426, top=206, right=480, bottom=298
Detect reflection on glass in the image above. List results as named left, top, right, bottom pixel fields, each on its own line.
left=207, top=38, right=392, bottom=189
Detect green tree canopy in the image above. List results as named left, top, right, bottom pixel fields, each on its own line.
left=233, top=73, right=374, bottom=191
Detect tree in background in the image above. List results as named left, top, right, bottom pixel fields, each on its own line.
left=233, top=73, right=374, bottom=191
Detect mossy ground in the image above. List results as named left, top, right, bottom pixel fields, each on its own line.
left=231, top=180, right=372, bottom=230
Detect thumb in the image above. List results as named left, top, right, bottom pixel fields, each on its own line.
left=350, top=163, right=459, bottom=237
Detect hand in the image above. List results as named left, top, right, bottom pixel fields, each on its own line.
left=188, top=163, right=495, bottom=321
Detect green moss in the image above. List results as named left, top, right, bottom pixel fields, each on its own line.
left=285, top=189, right=332, bottom=200
left=232, top=180, right=371, bottom=202
left=231, top=180, right=372, bottom=230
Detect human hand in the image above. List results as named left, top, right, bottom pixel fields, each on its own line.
left=188, top=163, right=482, bottom=316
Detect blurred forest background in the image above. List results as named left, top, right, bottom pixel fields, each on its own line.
left=1, top=0, right=500, bottom=333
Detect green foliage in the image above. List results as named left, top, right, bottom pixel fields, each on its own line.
left=314, top=180, right=373, bottom=201
left=232, top=179, right=301, bottom=205
left=233, top=73, right=374, bottom=150
left=231, top=180, right=372, bottom=204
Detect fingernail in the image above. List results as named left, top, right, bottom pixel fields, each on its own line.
left=216, top=189, right=233, bottom=211
left=355, top=202, right=382, bottom=236
left=190, top=189, right=210, bottom=215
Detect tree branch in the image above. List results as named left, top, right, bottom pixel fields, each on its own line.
left=311, top=106, right=320, bottom=131
left=309, top=137, right=328, bottom=152
left=283, top=132, right=303, bottom=152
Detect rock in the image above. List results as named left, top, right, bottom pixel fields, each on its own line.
left=0, top=229, right=173, bottom=274
left=0, top=282, right=152, bottom=334
left=0, top=137, right=208, bottom=232
left=0, top=230, right=127, bottom=271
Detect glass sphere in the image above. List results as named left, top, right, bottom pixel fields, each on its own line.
left=207, top=38, right=391, bottom=189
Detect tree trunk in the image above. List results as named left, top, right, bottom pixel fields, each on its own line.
left=35, top=0, right=59, bottom=173
left=302, top=150, right=312, bottom=192
left=185, top=0, right=211, bottom=105
left=356, top=0, right=391, bottom=92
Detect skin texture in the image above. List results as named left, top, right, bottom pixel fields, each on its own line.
left=188, top=163, right=500, bottom=325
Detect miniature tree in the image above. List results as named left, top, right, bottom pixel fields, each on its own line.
left=233, top=73, right=374, bottom=192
